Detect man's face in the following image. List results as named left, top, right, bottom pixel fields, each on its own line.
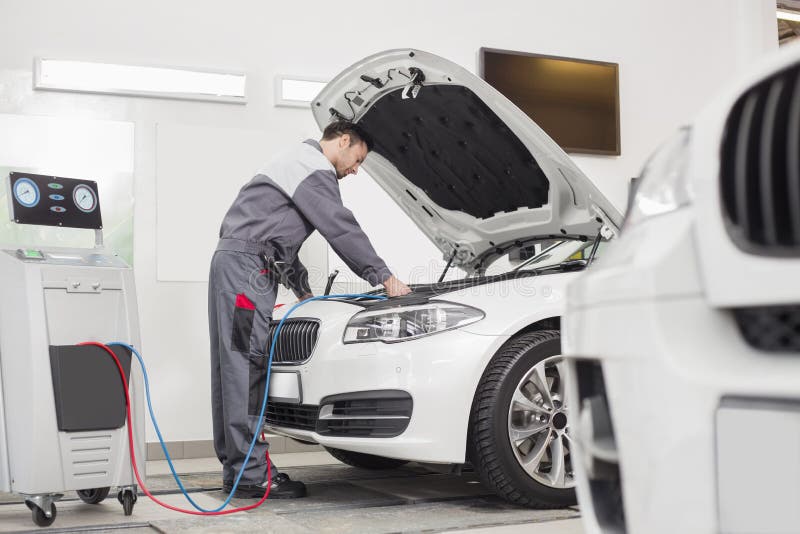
left=334, top=135, right=368, bottom=179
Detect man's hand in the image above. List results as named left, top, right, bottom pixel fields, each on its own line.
left=383, top=275, right=412, bottom=297
left=298, top=293, right=314, bottom=302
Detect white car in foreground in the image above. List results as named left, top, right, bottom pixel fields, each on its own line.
left=564, top=45, right=800, bottom=533
left=264, top=49, right=621, bottom=508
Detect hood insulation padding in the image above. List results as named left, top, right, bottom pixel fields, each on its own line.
left=357, top=84, right=550, bottom=219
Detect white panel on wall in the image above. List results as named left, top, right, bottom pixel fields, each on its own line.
left=155, top=122, right=287, bottom=281
left=157, top=121, right=452, bottom=287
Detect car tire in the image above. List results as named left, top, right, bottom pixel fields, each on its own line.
left=324, top=447, right=409, bottom=469
left=469, top=329, right=576, bottom=508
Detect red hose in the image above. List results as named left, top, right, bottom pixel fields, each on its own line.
left=79, top=342, right=271, bottom=515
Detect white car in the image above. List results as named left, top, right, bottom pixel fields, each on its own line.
left=564, top=45, right=800, bottom=533
left=264, top=49, right=621, bottom=508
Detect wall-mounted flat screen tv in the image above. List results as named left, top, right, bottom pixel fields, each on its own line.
left=479, top=48, right=620, bottom=156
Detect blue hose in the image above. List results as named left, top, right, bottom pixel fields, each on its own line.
left=110, top=293, right=386, bottom=511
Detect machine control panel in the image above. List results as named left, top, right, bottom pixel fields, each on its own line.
left=17, top=248, right=45, bottom=260
left=8, top=172, right=103, bottom=230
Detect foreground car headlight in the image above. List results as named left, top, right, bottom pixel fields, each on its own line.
left=343, top=301, right=485, bottom=344
left=624, top=127, right=693, bottom=230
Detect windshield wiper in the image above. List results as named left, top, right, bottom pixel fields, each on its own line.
left=532, top=260, right=588, bottom=275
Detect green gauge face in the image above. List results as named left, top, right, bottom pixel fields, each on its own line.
left=13, top=178, right=40, bottom=208
left=73, top=184, right=98, bottom=213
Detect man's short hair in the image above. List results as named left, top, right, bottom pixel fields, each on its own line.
left=321, top=120, right=374, bottom=152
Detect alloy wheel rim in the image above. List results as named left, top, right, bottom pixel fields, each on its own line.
left=506, top=355, right=575, bottom=489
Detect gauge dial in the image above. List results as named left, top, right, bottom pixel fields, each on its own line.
left=13, top=178, right=40, bottom=208
left=72, top=184, right=97, bottom=213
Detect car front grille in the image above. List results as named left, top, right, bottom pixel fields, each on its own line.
left=733, top=305, right=800, bottom=353
left=265, top=402, right=319, bottom=431
left=720, top=62, right=800, bottom=256
left=268, top=319, right=319, bottom=364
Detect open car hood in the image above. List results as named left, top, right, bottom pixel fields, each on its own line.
left=312, top=49, right=622, bottom=273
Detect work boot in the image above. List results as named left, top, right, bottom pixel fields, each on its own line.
left=222, top=473, right=307, bottom=499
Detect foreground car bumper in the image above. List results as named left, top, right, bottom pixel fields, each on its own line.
left=265, top=327, right=505, bottom=464
left=566, top=295, right=800, bottom=534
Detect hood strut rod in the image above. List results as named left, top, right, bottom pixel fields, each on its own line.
left=586, top=230, right=603, bottom=267
left=438, top=249, right=458, bottom=283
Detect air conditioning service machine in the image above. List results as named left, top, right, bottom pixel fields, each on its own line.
left=0, top=172, right=144, bottom=527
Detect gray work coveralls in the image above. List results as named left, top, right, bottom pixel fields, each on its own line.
left=208, top=139, right=392, bottom=485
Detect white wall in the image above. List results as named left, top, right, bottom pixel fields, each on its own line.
left=0, top=0, right=777, bottom=441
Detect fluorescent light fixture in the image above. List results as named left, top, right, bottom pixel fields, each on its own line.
left=275, top=76, right=327, bottom=108
left=777, top=8, right=800, bottom=22
left=34, top=58, right=247, bottom=104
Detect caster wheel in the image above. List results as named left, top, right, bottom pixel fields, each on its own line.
left=77, top=487, right=110, bottom=504
left=117, top=489, right=137, bottom=516
left=26, top=501, right=56, bottom=527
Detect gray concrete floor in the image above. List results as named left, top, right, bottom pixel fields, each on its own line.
left=0, top=452, right=583, bottom=533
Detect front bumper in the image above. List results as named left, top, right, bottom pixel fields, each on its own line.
left=265, top=326, right=505, bottom=464
left=566, top=295, right=800, bottom=534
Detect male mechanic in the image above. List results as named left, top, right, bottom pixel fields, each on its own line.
left=209, top=120, right=412, bottom=499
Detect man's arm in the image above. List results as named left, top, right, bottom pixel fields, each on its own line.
left=286, top=255, right=313, bottom=301
left=291, top=170, right=396, bottom=287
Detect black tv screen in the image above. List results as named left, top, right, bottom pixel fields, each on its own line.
left=480, top=48, right=620, bottom=155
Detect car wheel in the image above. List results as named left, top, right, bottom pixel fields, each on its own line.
left=324, top=447, right=409, bottom=469
left=469, top=329, right=576, bottom=508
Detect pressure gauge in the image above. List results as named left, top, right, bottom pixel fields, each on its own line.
left=13, top=178, right=40, bottom=208
left=72, top=184, right=98, bottom=213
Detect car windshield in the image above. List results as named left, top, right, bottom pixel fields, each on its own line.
left=481, top=239, right=607, bottom=277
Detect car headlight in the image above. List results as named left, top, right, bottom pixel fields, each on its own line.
left=624, top=127, right=693, bottom=230
left=343, top=301, right=485, bottom=344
